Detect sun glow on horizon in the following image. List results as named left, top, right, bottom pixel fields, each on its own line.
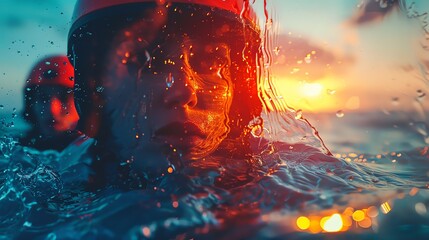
left=272, top=76, right=343, bottom=113
left=300, top=83, right=323, bottom=98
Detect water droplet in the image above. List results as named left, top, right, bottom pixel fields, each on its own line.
left=336, top=110, right=344, bottom=118
left=165, top=73, right=175, bottom=88
left=69, top=76, right=74, bottom=81
left=23, top=221, right=32, bottom=227
left=0, top=105, right=3, bottom=109
left=304, top=54, right=311, bottom=63
left=391, top=97, right=399, bottom=105
left=379, top=0, right=388, bottom=8
left=295, top=109, right=303, bottom=119
left=326, top=89, right=336, bottom=95
left=96, top=86, right=104, bottom=93
left=274, top=47, right=280, bottom=56
left=417, top=89, right=426, bottom=100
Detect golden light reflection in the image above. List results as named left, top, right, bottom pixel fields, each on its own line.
left=320, top=213, right=343, bottom=232
left=292, top=194, right=408, bottom=235
left=381, top=202, right=392, bottom=214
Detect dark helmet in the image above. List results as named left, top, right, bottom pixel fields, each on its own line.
left=68, top=0, right=262, bottom=139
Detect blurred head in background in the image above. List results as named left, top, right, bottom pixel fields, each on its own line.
left=22, top=55, right=79, bottom=151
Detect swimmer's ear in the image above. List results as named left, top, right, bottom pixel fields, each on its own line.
left=126, top=48, right=153, bottom=80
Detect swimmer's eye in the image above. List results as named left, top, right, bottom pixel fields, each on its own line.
left=188, top=44, right=230, bottom=76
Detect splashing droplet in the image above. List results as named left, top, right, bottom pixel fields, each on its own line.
left=0, top=136, right=17, bottom=158
left=248, top=116, right=264, bottom=138
left=336, top=110, right=344, bottom=118
left=250, top=125, right=263, bottom=137
left=166, top=73, right=174, bottom=88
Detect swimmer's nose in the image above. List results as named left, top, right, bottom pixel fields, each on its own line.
left=163, top=77, right=197, bottom=108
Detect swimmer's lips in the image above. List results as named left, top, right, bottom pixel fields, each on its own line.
left=152, top=122, right=206, bottom=147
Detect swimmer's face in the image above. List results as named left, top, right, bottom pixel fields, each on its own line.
left=101, top=35, right=233, bottom=166
left=31, top=86, right=79, bottom=136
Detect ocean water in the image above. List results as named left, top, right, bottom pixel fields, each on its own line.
left=1, top=111, right=428, bottom=240
left=1, top=0, right=429, bottom=238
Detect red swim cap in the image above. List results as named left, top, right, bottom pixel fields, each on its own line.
left=26, top=55, right=74, bottom=88
left=71, top=0, right=256, bottom=25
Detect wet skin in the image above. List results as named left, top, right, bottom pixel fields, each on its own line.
left=100, top=33, right=234, bottom=171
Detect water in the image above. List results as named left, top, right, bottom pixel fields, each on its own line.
left=1, top=0, right=429, bottom=239
left=1, top=112, right=428, bottom=240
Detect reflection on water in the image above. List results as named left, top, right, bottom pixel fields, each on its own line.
left=1, top=116, right=428, bottom=239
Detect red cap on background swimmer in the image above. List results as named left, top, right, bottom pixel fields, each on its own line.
left=71, top=0, right=256, bottom=26
left=26, top=55, right=74, bottom=89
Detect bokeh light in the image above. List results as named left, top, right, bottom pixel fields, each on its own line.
left=320, top=213, right=343, bottom=232
left=296, top=216, right=311, bottom=230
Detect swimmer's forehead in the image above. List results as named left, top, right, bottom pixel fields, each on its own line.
left=112, top=33, right=231, bottom=56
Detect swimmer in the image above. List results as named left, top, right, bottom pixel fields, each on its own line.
left=68, top=0, right=262, bottom=185
left=20, top=55, right=80, bottom=151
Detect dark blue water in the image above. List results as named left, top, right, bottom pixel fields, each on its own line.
left=1, top=111, right=428, bottom=240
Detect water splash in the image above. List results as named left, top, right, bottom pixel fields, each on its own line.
left=0, top=137, right=17, bottom=159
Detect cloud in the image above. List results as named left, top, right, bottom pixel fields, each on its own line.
left=270, top=34, right=354, bottom=80
left=348, top=0, right=401, bottom=25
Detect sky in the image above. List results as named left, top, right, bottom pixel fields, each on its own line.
left=0, top=0, right=428, bottom=115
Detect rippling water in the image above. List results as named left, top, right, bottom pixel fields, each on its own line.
left=1, top=112, right=428, bottom=240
